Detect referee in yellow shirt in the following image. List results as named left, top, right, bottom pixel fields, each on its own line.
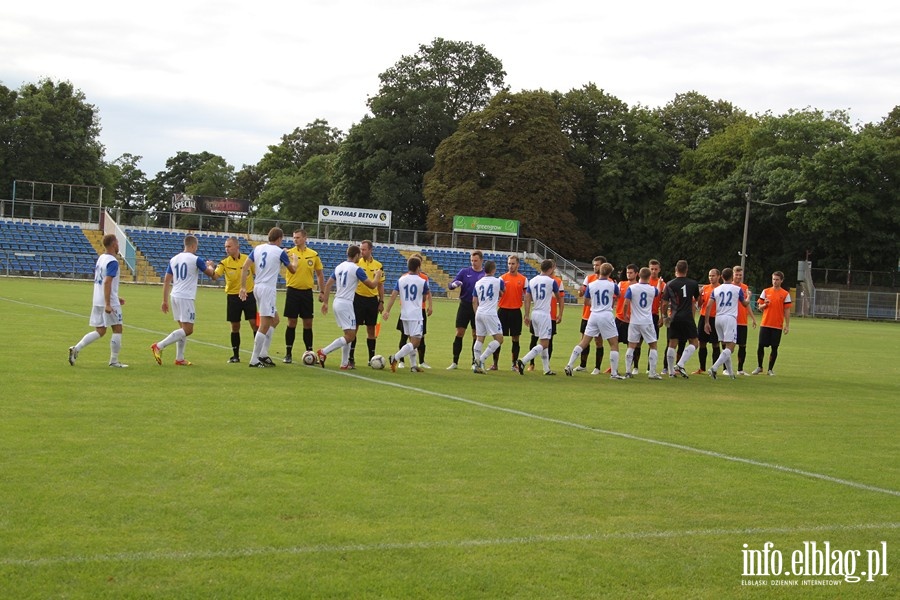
left=212, top=236, right=257, bottom=363
left=283, top=229, right=326, bottom=364
left=349, top=239, right=385, bottom=368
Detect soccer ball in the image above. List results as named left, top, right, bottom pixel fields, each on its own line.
left=369, top=355, right=386, bottom=370
left=301, top=350, right=318, bottom=366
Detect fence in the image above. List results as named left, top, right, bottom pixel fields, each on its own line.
left=810, top=288, right=900, bottom=321
left=809, top=267, right=898, bottom=289
left=1, top=249, right=95, bottom=280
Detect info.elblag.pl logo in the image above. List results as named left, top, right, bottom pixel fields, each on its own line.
left=741, top=541, right=889, bottom=587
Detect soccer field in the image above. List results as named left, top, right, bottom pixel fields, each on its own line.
left=1, top=278, right=898, bottom=598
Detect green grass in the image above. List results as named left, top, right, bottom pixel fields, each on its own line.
left=1, top=277, right=898, bottom=598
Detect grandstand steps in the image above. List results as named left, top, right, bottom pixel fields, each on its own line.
left=82, top=228, right=160, bottom=283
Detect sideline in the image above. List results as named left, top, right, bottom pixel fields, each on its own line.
left=4, top=522, right=897, bottom=567
left=6, top=292, right=899, bottom=499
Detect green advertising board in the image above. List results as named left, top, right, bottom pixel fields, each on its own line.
left=452, top=215, right=519, bottom=237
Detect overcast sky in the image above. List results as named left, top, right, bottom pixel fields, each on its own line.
left=3, top=0, right=897, bottom=178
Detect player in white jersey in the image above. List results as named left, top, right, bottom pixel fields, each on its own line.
left=240, top=227, right=297, bottom=368
left=564, top=262, right=623, bottom=379
left=382, top=256, right=432, bottom=372
left=470, top=260, right=505, bottom=374
left=704, top=267, right=750, bottom=380
left=68, top=234, right=128, bottom=367
left=623, top=267, right=661, bottom=379
left=317, top=244, right=382, bottom=369
left=516, top=259, right=563, bottom=375
left=151, top=235, right=216, bottom=366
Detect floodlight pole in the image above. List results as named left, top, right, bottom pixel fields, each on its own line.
left=740, top=185, right=751, bottom=271
left=739, top=185, right=807, bottom=272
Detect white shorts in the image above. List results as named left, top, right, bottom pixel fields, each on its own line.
left=715, top=315, right=738, bottom=344
left=89, top=305, right=123, bottom=328
left=401, top=319, right=424, bottom=338
left=584, top=312, right=617, bottom=340
left=627, top=322, right=657, bottom=344
left=254, top=285, right=278, bottom=318
left=170, top=297, right=196, bottom=323
left=529, top=311, right=553, bottom=340
left=333, top=298, right=356, bottom=331
left=475, top=311, right=502, bottom=338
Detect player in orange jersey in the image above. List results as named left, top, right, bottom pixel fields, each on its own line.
left=494, top=255, right=528, bottom=371
left=614, top=264, right=640, bottom=374
left=752, top=270, right=792, bottom=376
left=693, top=268, right=721, bottom=374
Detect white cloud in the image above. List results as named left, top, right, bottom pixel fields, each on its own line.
left=2, top=0, right=897, bottom=178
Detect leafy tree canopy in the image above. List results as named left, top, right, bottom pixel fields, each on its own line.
left=425, top=90, right=590, bottom=257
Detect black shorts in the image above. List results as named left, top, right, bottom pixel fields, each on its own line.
left=698, top=315, right=719, bottom=344
left=284, top=287, right=314, bottom=320
left=667, top=318, right=698, bottom=342
left=579, top=318, right=588, bottom=334
left=455, top=300, right=476, bottom=329
left=227, top=293, right=257, bottom=323
left=736, top=324, right=748, bottom=346
left=354, top=294, right=380, bottom=327
left=615, top=318, right=630, bottom=342
left=499, top=308, right=523, bottom=337
left=758, top=326, right=783, bottom=348
left=396, top=310, right=428, bottom=335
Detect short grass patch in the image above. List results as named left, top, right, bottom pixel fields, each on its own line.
left=1, top=278, right=897, bottom=598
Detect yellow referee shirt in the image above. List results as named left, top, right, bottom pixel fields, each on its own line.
left=215, top=253, right=254, bottom=295
left=285, top=246, right=324, bottom=290
left=356, top=256, right=383, bottom=298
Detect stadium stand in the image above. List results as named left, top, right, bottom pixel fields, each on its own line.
left=422, top=248, right=577, bottom=303
left=123, top=230, right=414, bottom=290
left=1, top=221, right=569, bottom=301
left=0, top=220, right=98, bottom=278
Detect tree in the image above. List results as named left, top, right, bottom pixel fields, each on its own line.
left=372, top=37, right=506, bottom=121
left=185, top=155, right=235, bottom=197
left=554, top=84, right=677, bottom=263
left=145, top=151, right=222, bottom=210
left=0, top=83, right=16, bottom=193
left=332, top=38, right=507, bottom=229
left=656, top=91, right=744, bottom=152
left=257, top=119, right=343, bottom=175
left=107, top=153, right=148, bottom=209
left=1, top=78, right=107, bottom=202
left=256, top=154, right=336, bottom=222
left=664, top=109, right=855, bottom=285
left=253, top=120, right=343, bottom=219
left=425, top=90, right=589, bottom=256
left=792, top=112, right=900, bottom=272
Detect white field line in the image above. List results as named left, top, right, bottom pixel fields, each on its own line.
left=6, top=294, right=900, bottom=498
left=341, top=372, right=900, bottom=499
left=0, top=298, right=900, bottom=566
left=8, top=294, right=900, bottom=498
left=3, top=522, right=898, bottom=567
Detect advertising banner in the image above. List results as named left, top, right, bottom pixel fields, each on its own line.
left=452, top=215, right=519, bottom=237
left=318, top=205, right=391, bottom=228
left=172, top=194, right=250, bottom=215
